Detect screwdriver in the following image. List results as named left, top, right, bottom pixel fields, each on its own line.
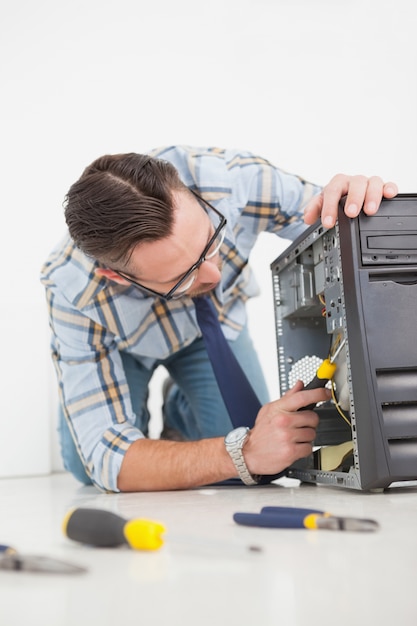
left=299, top=338, right=346, bottom=410
left=62, top=508, right=166, bottom=551
left=63, top=508, right=266, bottom=556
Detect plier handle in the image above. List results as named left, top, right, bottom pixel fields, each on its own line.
left=234, top=506, right=323, bottom=528
left=233, top=506, right=378, bottom=531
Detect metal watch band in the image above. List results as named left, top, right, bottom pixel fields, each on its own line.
left=225, top=428, right=261, bottom=485
left=231, top=448, right=259, bottom=485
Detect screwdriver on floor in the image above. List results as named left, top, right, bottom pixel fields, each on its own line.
left=63, top=508, right=264, bottom=556
left=299, top=338, right=346, bottom=410
left=62, top=508, right=166, bottom=551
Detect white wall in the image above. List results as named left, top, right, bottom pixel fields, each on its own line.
left=1, top=0, right=416, bottom=477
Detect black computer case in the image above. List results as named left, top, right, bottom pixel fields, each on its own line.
left=270, top=194, right=417, bottom=490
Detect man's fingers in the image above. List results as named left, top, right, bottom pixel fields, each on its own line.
left=383, top=181, right=398, bottom=198
left=279, top=382, right=330, bottom=412
left=361, top=176, right=384, bottom=215
left=303, top=193, right=323, bottom=225
left=344, top=177, right=398, bottom=217
left=283, top=379, right=304, bottom=395
left=303, top=175, right=399, bottom=228
left=293, top=425, right=317, bottom=444
left=319, top=173, right=351, bottom=227
left=343, top=175, right=370, bottom=218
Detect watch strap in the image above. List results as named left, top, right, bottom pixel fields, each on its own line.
left=225, top=428, right=261, bottom=485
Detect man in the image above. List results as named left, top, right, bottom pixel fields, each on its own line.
left=41, top=145, right=398, bottom=492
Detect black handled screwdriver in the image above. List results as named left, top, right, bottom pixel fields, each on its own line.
left=62, top=508, right=166, bottom=551
left=299, top=339, right=346, bottom=410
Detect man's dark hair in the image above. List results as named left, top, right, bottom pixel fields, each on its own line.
left=64, top=153, right=186, bottom=268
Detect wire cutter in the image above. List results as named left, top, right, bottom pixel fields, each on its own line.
left=233, top=506, right=379, bottom=532
left=0, top=543, right=87, bottom=574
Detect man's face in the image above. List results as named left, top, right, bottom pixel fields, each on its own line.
left=120, top=189, right=224, bottom=298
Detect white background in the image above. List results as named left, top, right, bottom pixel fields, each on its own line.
left=1, top=0, right=416, bottom=477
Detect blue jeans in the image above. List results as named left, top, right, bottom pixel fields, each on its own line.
left=58, top=323, right=270, bottom=485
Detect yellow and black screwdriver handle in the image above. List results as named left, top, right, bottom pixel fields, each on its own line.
left=299, top=339, right=346, bottom=411
left=62, top=507, right=166, bottom=551
left=304, top=358, right=337, bottom=390
left=299, top=358, right=337, bottom=410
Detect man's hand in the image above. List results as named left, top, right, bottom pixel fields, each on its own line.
left=303, top=174, right=398, bottom=229
left=244, top=381, right=331, bottom=477
left=117, top=380, right=330, bottom=492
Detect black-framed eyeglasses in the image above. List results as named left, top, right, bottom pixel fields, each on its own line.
left=114, top=189, right=227, bottom=300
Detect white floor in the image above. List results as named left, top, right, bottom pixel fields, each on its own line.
left=1, top=472, right=417, bottom=626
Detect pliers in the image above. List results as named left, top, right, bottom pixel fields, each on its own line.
left=0, top=543, right=87, bottom=574
left=233, top=506, right=379, bottom=532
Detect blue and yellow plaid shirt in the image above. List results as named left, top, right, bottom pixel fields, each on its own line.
left=41, top=145, right=321, bottom=491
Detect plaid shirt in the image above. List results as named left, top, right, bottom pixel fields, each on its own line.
left=41, top=145, right=321, bottom=491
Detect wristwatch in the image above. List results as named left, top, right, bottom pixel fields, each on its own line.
left=224, top=427, right=261, bottom=485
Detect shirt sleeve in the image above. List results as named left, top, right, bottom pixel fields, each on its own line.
left=45, top=284, right=144, bottom=492
left=151, top=145, right=322, bottom=242
left=225, top=149, right=322, bottom=242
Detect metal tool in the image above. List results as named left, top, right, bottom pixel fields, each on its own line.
left=0, top=544, right=87, bottom=574
left=233, top=505, right=379, bottom=532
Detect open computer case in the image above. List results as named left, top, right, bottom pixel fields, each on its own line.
left=270, top=194, right=417, bottom=490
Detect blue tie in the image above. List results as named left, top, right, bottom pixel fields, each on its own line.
left=193, top=295, right=284, bottom=485
left=193, top=296, right=261, bottom=428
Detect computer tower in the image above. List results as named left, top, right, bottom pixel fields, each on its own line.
left=270, top=194, right=417, bottom=490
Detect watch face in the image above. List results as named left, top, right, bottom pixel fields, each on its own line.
left=226, top=427, right=248, bottom=445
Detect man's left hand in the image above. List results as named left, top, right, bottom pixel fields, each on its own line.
left=303, top=174, right=398, bottom=228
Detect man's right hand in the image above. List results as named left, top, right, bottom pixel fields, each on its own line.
left=117, top=381, right=330, bottom=492
left=243, top=380, right=331, bottom=477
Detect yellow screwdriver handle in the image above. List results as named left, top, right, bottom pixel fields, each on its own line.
left=316, top=358, right=337, bottom=380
